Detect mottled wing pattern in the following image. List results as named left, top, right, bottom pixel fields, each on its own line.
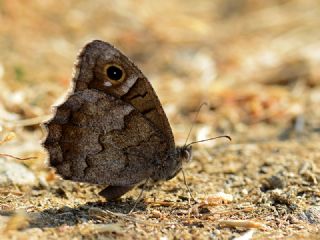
left=44, top=40, right=178, bottom=188
left=44, top=89, right=169, bottom=186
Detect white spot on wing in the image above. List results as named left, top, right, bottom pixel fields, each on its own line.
left=104, top=81, right=112, bottom=87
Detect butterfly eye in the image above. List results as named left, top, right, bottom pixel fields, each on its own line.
left=104, top=64, right=126, bottom=83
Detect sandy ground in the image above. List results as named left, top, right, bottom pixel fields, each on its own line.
left=0, top=1, right=320, bottom=239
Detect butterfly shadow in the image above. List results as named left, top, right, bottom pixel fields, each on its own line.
left=14, top=198, right=147, bottom=229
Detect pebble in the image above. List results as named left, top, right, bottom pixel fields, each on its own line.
left=300, top=206, right=320, bottom=224
left=0, top=158, right=36, bottom=185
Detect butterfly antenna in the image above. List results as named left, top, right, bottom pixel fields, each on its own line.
left=184, top=102, right=208, bottom=146
left=186, top=135, right=231, bottom=147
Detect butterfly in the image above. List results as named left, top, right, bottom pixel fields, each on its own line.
left=43, top=40, right=230, bottom=201
left=43, top=40, right=196, bottom=200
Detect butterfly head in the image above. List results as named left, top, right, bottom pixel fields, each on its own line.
left=177, top=145, right=193, bottom=164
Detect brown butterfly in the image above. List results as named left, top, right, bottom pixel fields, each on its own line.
left=43, top=40, right=196, bottom=200
left=43, top=40, right=230, bottom=201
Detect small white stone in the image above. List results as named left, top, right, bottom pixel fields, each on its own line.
left=233, top=229, right=255, bottom=240
left=212, top=191, right=234, bottom=202
left=0, top=158, right=36, bottom=185
left=242, top=189, right=248, bottom=195
left=160, top=237, right=168, bottom=240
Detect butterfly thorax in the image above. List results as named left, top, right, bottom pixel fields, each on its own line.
left=152, top=145, right=193, bottom=181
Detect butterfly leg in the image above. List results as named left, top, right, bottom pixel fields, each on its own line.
left=128, top=178, right=150, bottom=214
left=99, top=185, right=135, bottom=200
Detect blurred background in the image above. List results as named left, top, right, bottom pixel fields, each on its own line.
left=0, top=0, right=320, bottom=237
left=1, top=0, right=320, bottom=148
